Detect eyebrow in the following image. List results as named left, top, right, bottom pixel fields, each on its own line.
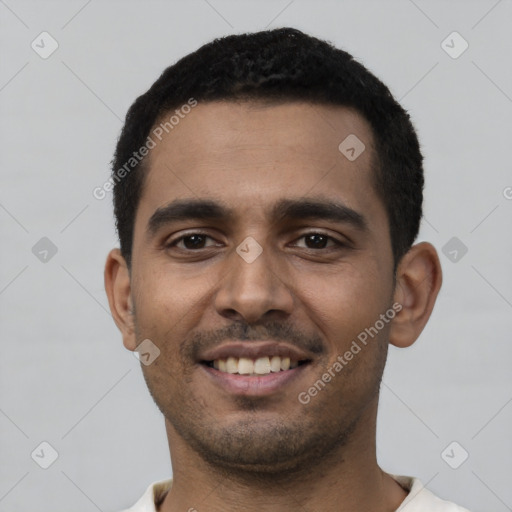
left=146, top=197, right=368, bottom=236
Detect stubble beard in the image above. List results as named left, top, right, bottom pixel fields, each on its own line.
left=136, top=318, right=388, bottom=481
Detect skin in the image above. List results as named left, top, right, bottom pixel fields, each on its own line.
left=105, top=101, right=442, bottom=512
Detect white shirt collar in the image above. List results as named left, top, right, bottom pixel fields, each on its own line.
left=120, top=474, right=471, bottom=511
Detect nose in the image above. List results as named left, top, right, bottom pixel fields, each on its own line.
left=214, top=240, right=294, bottom=324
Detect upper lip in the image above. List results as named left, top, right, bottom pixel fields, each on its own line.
left=199, top=341, right=314, bottom=362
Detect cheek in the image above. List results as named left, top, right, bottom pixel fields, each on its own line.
left=133, top=265, right=209, bottom=326
left=304, top=268, right=390, bottom=396
left=296, top=259, right=390, bottom=346
left=131, top=266, right=220, bottom=373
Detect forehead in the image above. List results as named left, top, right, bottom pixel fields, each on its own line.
left=135, top=100, right=386, bottom=234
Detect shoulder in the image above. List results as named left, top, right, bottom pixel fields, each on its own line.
left=116, top=479, right=173, bottom=512
left=391, top=475, right=472, bottom=512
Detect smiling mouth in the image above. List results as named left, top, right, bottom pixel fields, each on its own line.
left=201, top=356, right=311, bottom=376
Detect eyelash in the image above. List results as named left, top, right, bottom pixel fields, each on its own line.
left=165, top=231, right=346, bottom=251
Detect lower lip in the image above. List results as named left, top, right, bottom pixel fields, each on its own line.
left=200, top=364, right=310, bottom=396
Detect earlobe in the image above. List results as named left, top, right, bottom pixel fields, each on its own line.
left=389, top=242, right=443, bottom=348
left=104, top=249, right=137, bottom=351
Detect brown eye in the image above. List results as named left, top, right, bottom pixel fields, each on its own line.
left=294, top=232, right=344, bottom=250
left=167, top=233, right=219, bottom=251
left=304, top=233, right=329, bottom=249
left=179, top=234, right=207, bottom=249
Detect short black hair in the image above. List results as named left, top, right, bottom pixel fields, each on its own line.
left=111, top=27, right=424, bottom=268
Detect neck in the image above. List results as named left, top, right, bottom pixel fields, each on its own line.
left=159, top=404, right=407, bottom=512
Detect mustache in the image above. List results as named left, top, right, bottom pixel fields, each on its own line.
left=181, top=320, right=325, bottom=362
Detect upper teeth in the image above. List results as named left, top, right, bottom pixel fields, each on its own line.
left=212, top=356, right=299, bottom=375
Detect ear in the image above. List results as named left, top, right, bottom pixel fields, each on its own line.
left=389, top=242, right=443, bottom=348
left=104, top=249, right=137, bottom=351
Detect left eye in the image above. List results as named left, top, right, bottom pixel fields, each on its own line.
left=292, top=233, right=343, bottom=250
left=167, top=232, right=342, bottom=251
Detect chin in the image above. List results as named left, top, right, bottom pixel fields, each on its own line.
left=173, top=414, right=355, bottom=477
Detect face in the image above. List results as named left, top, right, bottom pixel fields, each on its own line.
left=127, top=101, right=396, bottom=472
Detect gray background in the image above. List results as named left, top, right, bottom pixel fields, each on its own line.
left=1, top=0, right=511, bottom=511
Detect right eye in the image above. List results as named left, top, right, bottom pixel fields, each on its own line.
left=165, top=232, right=222, bottom=251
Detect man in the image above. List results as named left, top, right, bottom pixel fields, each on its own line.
left=104, top=27, right=470, bottom=511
